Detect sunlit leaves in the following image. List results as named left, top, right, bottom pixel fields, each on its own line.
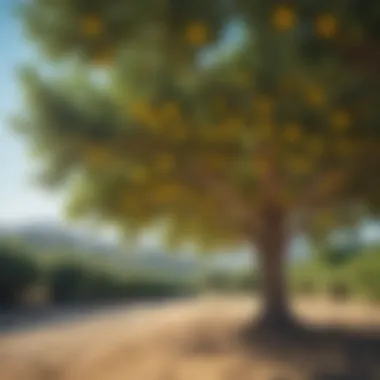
left=286, top=155, right=311, bottom=176
left=253, top=97, right=273, bottom=121
left=130, top=166, right=148, bottom=183
left=308, top=137, right=325, bottom=157
left=150, top=183, right=184, bottom=205
left=130, top=101, right=184, bottom=134
left=130, top=101, right=158, bottom=129
left=155, top=154, right=175, bottom=173
left=283, top=123, right=302, bottom=143
left=159, top=102, right=182, bottom=124
left=84, top=145, right=112, bottom=168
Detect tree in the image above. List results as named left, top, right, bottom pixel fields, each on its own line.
left=0, top=243, right=40, bottom=307
left=15, top=0, right=380, bottom=331
left=49, top=263, right=90, bottom=303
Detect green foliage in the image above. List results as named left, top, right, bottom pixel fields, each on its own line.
left=49, top=262, right=91, bottom=303
left=321, top=246, right=358, bottom=268
left=0, top=242, right=40, bottom=307
left=291, top=248, right=380, bottom=302
left=344, top=250, right=380, bottom=301
left=203, top=269, right=259, bottom=293
left=48, top=260, right=194, bottom=304
left=290, top=260, right=328, bottom=295
left=0, top=239, right=197, bottom=308
left=14, top=0, right=380, bottom=252
left=319, top=228, right=362, bottom=267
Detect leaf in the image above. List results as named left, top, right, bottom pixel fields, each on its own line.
left=81, top=15, right=104, bottom=38
left=330, top=111, right=351, bottom=132
left=155, top=154, right=175, bottom=173
left=84, top=145, right=112, bottom=168
left=283, top=123, right=302, bottom=143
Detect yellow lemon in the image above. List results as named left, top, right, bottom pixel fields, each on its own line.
left=272, top=7, right=297, bottom=31
left=186, top=22, right=208, bottom=46
left=315, top=14, right=337, bottom=39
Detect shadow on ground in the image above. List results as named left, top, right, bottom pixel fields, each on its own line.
left=1, top=299, right=379, bottom=380
left=237, top=321, right=380, bottom=380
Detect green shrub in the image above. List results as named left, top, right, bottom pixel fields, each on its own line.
left=0, top=242, right=40, bottom=307
left=49, top=262, right=91, bottom=303
left=230, top=272, right=259, bottom=292
left=290, top=248, right=380, bottom=303
left=48, top=261, right=192, bottom=304
left=85, top=272, right=125, bottom=301
left=345, top=251, right=380, bottom=301
left=203, top=271, right=233, bottom=292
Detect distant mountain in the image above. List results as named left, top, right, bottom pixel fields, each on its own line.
left=0, top=222, right=116, bottom=254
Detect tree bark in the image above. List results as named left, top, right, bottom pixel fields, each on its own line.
left=255, top=201, right=295, bottom=330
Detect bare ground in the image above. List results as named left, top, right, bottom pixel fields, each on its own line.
left=0, top=296, right=380, bottom=380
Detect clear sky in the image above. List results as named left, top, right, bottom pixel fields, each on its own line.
left=0, top=0, right=65, bottom=226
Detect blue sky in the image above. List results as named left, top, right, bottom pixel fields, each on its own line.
left=0, top=0, right=65, bottom=226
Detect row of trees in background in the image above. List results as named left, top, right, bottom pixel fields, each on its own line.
left=0, top=241, right=196, bottom=309
left=1, top=239, right=380, bottom=310
left=291, top=246, right=380, bottom=302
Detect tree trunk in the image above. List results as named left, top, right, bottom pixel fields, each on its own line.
left=255, top=201, right=295, bottom=331
left=257, top=242, right=291, bottom=328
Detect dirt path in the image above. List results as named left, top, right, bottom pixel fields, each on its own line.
left=0, top=296, right=380, bottom=380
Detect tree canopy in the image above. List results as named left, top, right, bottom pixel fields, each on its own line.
left=15, top=0, right=380, bottom=251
